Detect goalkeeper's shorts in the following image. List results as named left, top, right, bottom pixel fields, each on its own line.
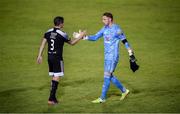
left=104, top=60, right=118, bottom=73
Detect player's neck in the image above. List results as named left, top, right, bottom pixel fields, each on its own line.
left=107, top=23, right=114, bottom=28
left=54, top=26, right=61, bottom=29
left=109, top=22, right=114, bottom=27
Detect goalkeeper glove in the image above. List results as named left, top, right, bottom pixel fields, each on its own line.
left=128, top=50, right=139, bottom=72
left=73, top=32, right=81, bottom=39
left=82, top=35, right=88, bottom=40
left=73, top=31, right=88, bottom=40
left=78, top=30, right=88, bottom=40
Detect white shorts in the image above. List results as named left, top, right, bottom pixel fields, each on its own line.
left=49, top=72, right=64, bottom=77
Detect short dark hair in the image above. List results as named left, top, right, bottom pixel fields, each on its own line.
left=103, top=12, right=113, bottom=20
left=54, top=16, right=64, bottom=26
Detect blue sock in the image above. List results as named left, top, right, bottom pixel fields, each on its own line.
left=111, top=75, right=126, bottom=93
left=100, top=75, right=111, bottom=100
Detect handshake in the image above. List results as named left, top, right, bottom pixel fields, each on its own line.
left=73, top=30, right=88, bottom=40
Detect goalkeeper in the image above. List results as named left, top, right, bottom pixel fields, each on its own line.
left=81, top=12, right=139, bottom=103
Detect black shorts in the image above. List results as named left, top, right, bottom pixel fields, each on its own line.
left=48, top=55, right=64, bottom=77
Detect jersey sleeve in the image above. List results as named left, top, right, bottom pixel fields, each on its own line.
left=56, top=30, right=70, bottom=42
left=43, top=32, right=49, bottom=40
left=115, top=26, right=124, bottom=39
left=116, top=26, right=131, bottom=49
left=87, top=27, right=104, bottom=41
left=63, top=33, right=70, bottom=42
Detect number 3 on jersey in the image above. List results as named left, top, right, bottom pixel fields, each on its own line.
left=50, top=39, right=54, bottom=50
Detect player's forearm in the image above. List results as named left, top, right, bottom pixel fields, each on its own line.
left=119, top=32, right=130, bottom=49
left=87, top=35, right=100, bottom=41
left=121, top=38, right=135, bottom=56
left=38, top=45, right=44, bottom=57
left=69, top=37, right=82, bottom=45
left=121, top=38, right=131, bottom=49
left=38, top=38, right=47, bottom=57
left=86, top=28, right=103, bottom=41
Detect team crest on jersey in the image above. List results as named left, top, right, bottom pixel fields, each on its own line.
left=104, top=36, right=111, bottom=43
left=105, top=36, right=110, bottom=41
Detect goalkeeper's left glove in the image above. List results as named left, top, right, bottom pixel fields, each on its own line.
left=128, top=50, right=139, bottom=72
left=73, top=30, right=88, bottom=40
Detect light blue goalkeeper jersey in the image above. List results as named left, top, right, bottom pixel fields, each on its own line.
left=88, top=24, right=130, bottom=61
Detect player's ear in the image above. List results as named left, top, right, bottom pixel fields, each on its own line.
left=60, top=23, right=64, bottom=28
left=109, top=18, right=112, bottom=22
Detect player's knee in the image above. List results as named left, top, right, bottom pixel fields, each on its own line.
left=52, top=76, right=60, bottom=81
left=104, top=72, right=112, bottom=76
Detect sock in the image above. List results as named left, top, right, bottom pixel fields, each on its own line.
left=49, top=80, right=59, bottom=101
left=111, top=75, right=126, bottom=93
left=100, top=75, right=111, bottom=100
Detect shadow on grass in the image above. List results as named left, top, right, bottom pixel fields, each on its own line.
left=0, top=84, right=48, bottom=97
left=61, top=78, right=91, bottom=87
left=106, top=86, right=141, bottom=98
left=0, top=84, right=49, bottom=112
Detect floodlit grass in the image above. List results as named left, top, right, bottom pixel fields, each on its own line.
left=0, top=0, right=180, bottom=113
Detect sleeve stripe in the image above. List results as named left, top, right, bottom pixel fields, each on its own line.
left=46, top=28, right=53, bottom=33
left=56, top=30, right=68, bottom=39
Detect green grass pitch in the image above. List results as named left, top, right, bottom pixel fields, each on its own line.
left=0, top=0, right=180, bottom=113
